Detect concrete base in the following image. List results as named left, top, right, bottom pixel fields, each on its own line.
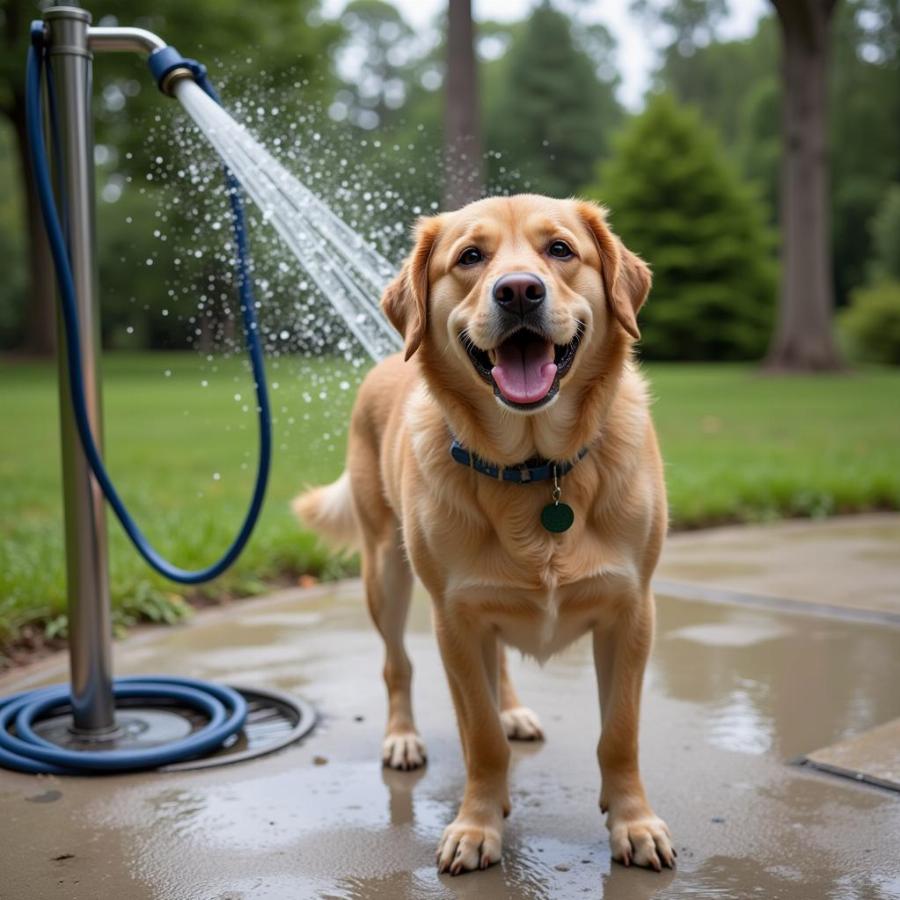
left=805, top=717, right=900, bottom=793
left=2, top=556, right=900, bottom=898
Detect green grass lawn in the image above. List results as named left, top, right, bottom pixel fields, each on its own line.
left=1, top=353, right=899, bottom=652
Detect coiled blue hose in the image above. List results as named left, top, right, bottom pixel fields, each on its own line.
left=0, top=678, right=246, bottom=775
left=2, top=29, right=266, bottom=775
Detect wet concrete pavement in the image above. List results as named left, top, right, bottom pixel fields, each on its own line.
left=657, top=514, right=900, bottom=620
left=1, top=517, right=899, bottom=899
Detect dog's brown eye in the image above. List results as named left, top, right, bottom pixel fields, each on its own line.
left=548, top=240, right=574, bottom=259
left=458, top=247, right=484, bottom=267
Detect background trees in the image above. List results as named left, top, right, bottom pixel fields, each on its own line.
left=483, top=2, right=622, bottom=197
left=0, top=0, right=898, bottom=366
left=588, top=94, right=776, bottom=360
left=444, top=0, right=482, bottom=207
left=765, top=0, right=843, bottom=370
left=635, top=0, right=899, bottom=368
left=0, top=0, right=340, bottom=354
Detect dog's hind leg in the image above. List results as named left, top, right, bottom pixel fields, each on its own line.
left=497, top=644, right=544, bottom=741
left=361, top=526, right=425, bottom=771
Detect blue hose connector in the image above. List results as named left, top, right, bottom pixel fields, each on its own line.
left=148, top=45, right=187, bottom=90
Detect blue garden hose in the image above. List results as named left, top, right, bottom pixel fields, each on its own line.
left=1, top=29, right=269, bottom=775
left=26, top=27, right=272, bottom=585
left=0, top=678, right=246, bottom=775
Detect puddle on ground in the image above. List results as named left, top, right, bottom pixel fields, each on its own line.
left=667, top=620, right=789, bottom=648
left=2, top=589, right=899, bottom=899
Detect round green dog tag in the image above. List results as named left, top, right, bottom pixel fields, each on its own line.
left=541, top=502, right=574, bottom=533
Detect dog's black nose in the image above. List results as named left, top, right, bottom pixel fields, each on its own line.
left=492, top=272, right=546, bottom=316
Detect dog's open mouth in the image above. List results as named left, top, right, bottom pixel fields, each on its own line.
left=464, top=327, right=582, bottom=410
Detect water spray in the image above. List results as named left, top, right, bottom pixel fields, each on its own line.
left=0, top=7, right=314, bottom=775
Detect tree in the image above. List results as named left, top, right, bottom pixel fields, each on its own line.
left=632, top=0, right=729, bottom=56
left=633, top=0, right=846, bottom=369
left=0, top=126, right=26, bottom=347
left=484, top=1, right=622, bottom=198
left=649, top=2, right=900, bottom=314
left=444, top=0, right=482, bottom=208
left=649, top=13, right=780, bottom=174
left=869, top=184, right=900, bottom=282
left=765, top=0, right=843, bottom=370
left=332, top=0, right=417, bottom=131
left=0, top=0, right=341, bottom=353
left=828, top=0, right=900, bottom=302
left=1, top=0, right=56, bottom=355
left=586, top=94, right=776, bottom=360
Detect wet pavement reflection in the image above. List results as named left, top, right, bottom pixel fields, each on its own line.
left=0, top=584, right=898, bottom=899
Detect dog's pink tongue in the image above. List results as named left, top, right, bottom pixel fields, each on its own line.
left=491, top=338, right=557, bottom=405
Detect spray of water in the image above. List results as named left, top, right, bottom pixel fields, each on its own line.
left=172, top=78, right=403, bottom=362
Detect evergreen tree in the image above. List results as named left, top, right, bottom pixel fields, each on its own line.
left=484, top=2, right=621, bottom=197
left=586, top=93, right=776, bottom=361
left=646, top=1, right=900, bottom=331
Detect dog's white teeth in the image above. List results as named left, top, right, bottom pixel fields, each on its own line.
left=488, top=349, right=497, bottom=365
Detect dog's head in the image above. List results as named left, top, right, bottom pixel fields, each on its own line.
left=382, top=194, right=650, bottom=417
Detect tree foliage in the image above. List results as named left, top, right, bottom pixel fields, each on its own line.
left=839, top=280, right=900, bottom=364
left=483, top=2, right=622, bottom=197
left=587, top=93, right=776, bottom=360
left=650, top=0, right=900, bottom=308
left=0, top=0, right=897, bottom=361
left=869, top=184, right=900, bottom=282
left=331, top=0, right=417, bottom=131
left=0, top=0, right=341, bottom=352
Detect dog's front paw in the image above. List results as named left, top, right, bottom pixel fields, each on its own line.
left=500, top=705, right=544, bottom=741
left=382, top=731, right=427, bottom=770
left=436, top=817, right=503, bottom=875
left=608, top=811, right=675, bottom=871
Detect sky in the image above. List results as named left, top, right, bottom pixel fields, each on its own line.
left=320, top=0, right=769, bottom=109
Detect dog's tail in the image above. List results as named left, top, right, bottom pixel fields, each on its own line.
left=292, top=470, right=359, bottom=551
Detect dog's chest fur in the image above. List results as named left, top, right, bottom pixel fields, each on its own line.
left=429, top=495, right=640, bottom=660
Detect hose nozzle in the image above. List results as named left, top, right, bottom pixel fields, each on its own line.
left=148, top=46, right=207, bottom=96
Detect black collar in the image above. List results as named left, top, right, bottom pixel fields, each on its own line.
left=449, top=439, right=588, bottom=484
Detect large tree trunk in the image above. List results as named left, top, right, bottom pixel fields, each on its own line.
left=12, top=96, right=57, bottom=357
left=766, top=0, right=842, bottom=371
left=444, top=0, right=482, bottom=210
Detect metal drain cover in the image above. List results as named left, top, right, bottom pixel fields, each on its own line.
left=30, top=686, right=316, bottom=772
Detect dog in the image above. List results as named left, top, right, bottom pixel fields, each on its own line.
left=293, top=194, right=674, bottom=875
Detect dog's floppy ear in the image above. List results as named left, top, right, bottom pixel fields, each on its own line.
left=576, top=200, right=651, bottom=341
left=381, top=215, right=442, bottom=360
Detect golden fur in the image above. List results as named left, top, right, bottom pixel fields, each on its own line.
left=294, top=194, right=674, bottom=874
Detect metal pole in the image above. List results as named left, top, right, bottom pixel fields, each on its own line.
left=44, top=6, right=116, bottom=734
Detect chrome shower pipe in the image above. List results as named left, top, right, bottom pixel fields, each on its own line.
left=40, top=8, right=172, bottom=735
left=88, top=25, right=195, bottom=94
left=87, top=26, right=166, bottom=54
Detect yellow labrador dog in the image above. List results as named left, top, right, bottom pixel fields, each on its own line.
left=294, top=194, right=674, bottom=875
